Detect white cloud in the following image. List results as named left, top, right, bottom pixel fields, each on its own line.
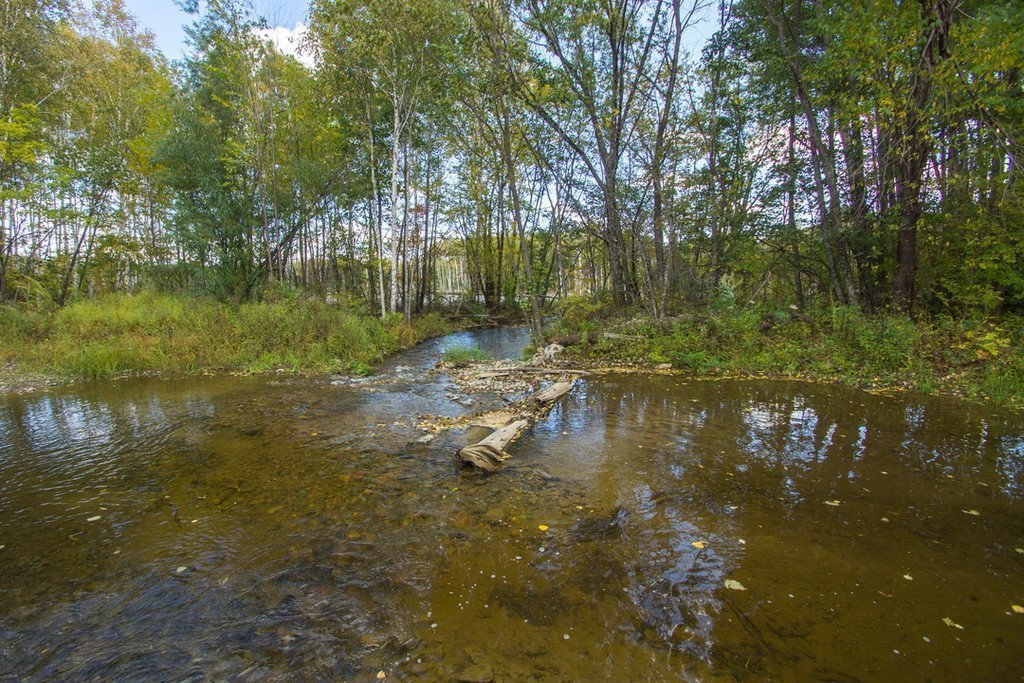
left=254, top=22, right=315, bottom=68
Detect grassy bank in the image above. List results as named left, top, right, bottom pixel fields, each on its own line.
left=548, top=297, right=1024, bottom=408
left=0, top=293, right=452, bottom=382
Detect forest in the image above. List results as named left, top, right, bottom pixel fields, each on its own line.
left=2, top=3, right=1024, bottom=677
left=1, top=0, right=1022, bottom=401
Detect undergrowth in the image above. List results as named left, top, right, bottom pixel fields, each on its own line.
left=0, top=293, right=452, bottom=380
left=548, top=296, right=1024, bottom=408
left=441, top=345, right=493, bottom=367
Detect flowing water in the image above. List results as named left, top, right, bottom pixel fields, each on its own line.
left=1, top=328, right=1022, bottom=681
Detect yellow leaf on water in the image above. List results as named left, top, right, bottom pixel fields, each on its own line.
left=538, top=525, right=549, bottom=531
left=962, top=509, right=981, bottom=516
left=691, top=541, right=707, bottom=549
left=942, top=617, right=964, bottom=630
left=903, top=574, right=913, bottom=581
left=724, top=579, right=746, bottom=591
left=87, top=515, right=101, bottom=522
left=1012, top=605, right=1024, bottom=614
left=824, top=500, right=841, bottom=507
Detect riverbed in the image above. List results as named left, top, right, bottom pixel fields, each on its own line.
left=1, top=327, right=1022, bottom=680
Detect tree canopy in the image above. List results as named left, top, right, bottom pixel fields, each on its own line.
left=1, top=0, right=1020, bottom=325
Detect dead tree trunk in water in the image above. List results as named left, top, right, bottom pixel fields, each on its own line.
left=457, top=376, right=577, bottom=471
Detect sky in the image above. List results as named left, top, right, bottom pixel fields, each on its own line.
left=123, top=0, right=310, bottom=61
left=120, top=0, right=715, bottom=69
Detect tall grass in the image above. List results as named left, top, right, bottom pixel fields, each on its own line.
left=0, top=293, right=451, bottom=379
left=549, top=296, right=1024, bottom=407
left=441, top=345, right=493, bottom=366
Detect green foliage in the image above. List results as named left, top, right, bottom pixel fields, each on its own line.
left=441, top=345, right=493, bottom=366
left=1, top=293, right=451, bottom=380
left=669, top=351, right=723, bottom=373
left=554, top=305, right=1024, bottom=408
left=552, top=295, right=615, bottom=332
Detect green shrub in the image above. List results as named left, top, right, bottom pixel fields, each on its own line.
left=0, top=306, right=41, bottom=345
left=669, top=350, right=722, bottom=373
left=442, top=345, right=492, bottom=366
left=553, top=303, right=1024, bottom=407
left=553, top=294, right=614, bottom=331
left=3, top=293, right=453, bottom=379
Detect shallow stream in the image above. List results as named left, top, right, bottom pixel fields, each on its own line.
left=1, top=327, right=1022, bottom=680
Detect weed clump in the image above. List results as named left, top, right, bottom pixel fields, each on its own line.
left=0, top=293, right=453, bottom=380
left=442, top=345, right=493, bottom=367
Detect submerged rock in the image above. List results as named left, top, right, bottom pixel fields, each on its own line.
left=570, top=506, right=628, bottom=543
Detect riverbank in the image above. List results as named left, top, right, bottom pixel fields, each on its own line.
left=545, top=298, right=1024, bottom=409
left=0, top=293, right=453, bottom=389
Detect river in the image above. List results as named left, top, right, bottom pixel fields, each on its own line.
left=1, top=327, right=1022, bottom=680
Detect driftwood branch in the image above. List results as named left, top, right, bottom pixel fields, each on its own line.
left=473, top=367, right=591, bottom=379
left=457, top=375, right=578, bottom=471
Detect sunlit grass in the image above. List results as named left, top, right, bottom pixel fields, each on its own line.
left=441, top=345, right=493, bottom=366
left=0, top=293, right=452, bottom=379
left=549, top=298, right=1024, bottom=408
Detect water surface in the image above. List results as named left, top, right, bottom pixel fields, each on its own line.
left=1, top=328, right=1022, bottom=680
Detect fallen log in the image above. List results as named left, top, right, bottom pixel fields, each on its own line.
left=456, top=375, right=577, bottom=472
left=472, top=367, right=590, bottom=379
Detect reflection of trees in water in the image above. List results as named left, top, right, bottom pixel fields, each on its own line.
left=526, top=375, right=1024, bottom=670
left=2, top=370, right=1022, bottom=679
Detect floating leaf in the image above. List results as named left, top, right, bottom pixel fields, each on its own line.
left=962, top=509, right=981, bottom=516
left=724, top=579, right=746, bottom=591
left=942, top=617, right=964, bottom=630
left=691, top=541, right=707, bottom=549
left=1012, top=605, right=1024, bottom=614
left=376, top=672, right=386, bottom=680
left=824, top=500, right=841, bottom=507
left=903, top=574, right=913, bottom=581
left=176, top=566, right=187, bottom=573
left=87, top=515, right=101, bottom=522
left=538, top=524, right=549, bottom=531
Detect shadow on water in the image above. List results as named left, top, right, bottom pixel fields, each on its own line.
left=0, top=328, right=1022, bottom=680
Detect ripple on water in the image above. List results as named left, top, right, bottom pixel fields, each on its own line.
left=1, top=330, right=1022, bottom=680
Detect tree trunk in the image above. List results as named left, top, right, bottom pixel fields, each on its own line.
left=389, top=98, right=401, bottom=315
left=892, top=0, right=954, bottom=313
